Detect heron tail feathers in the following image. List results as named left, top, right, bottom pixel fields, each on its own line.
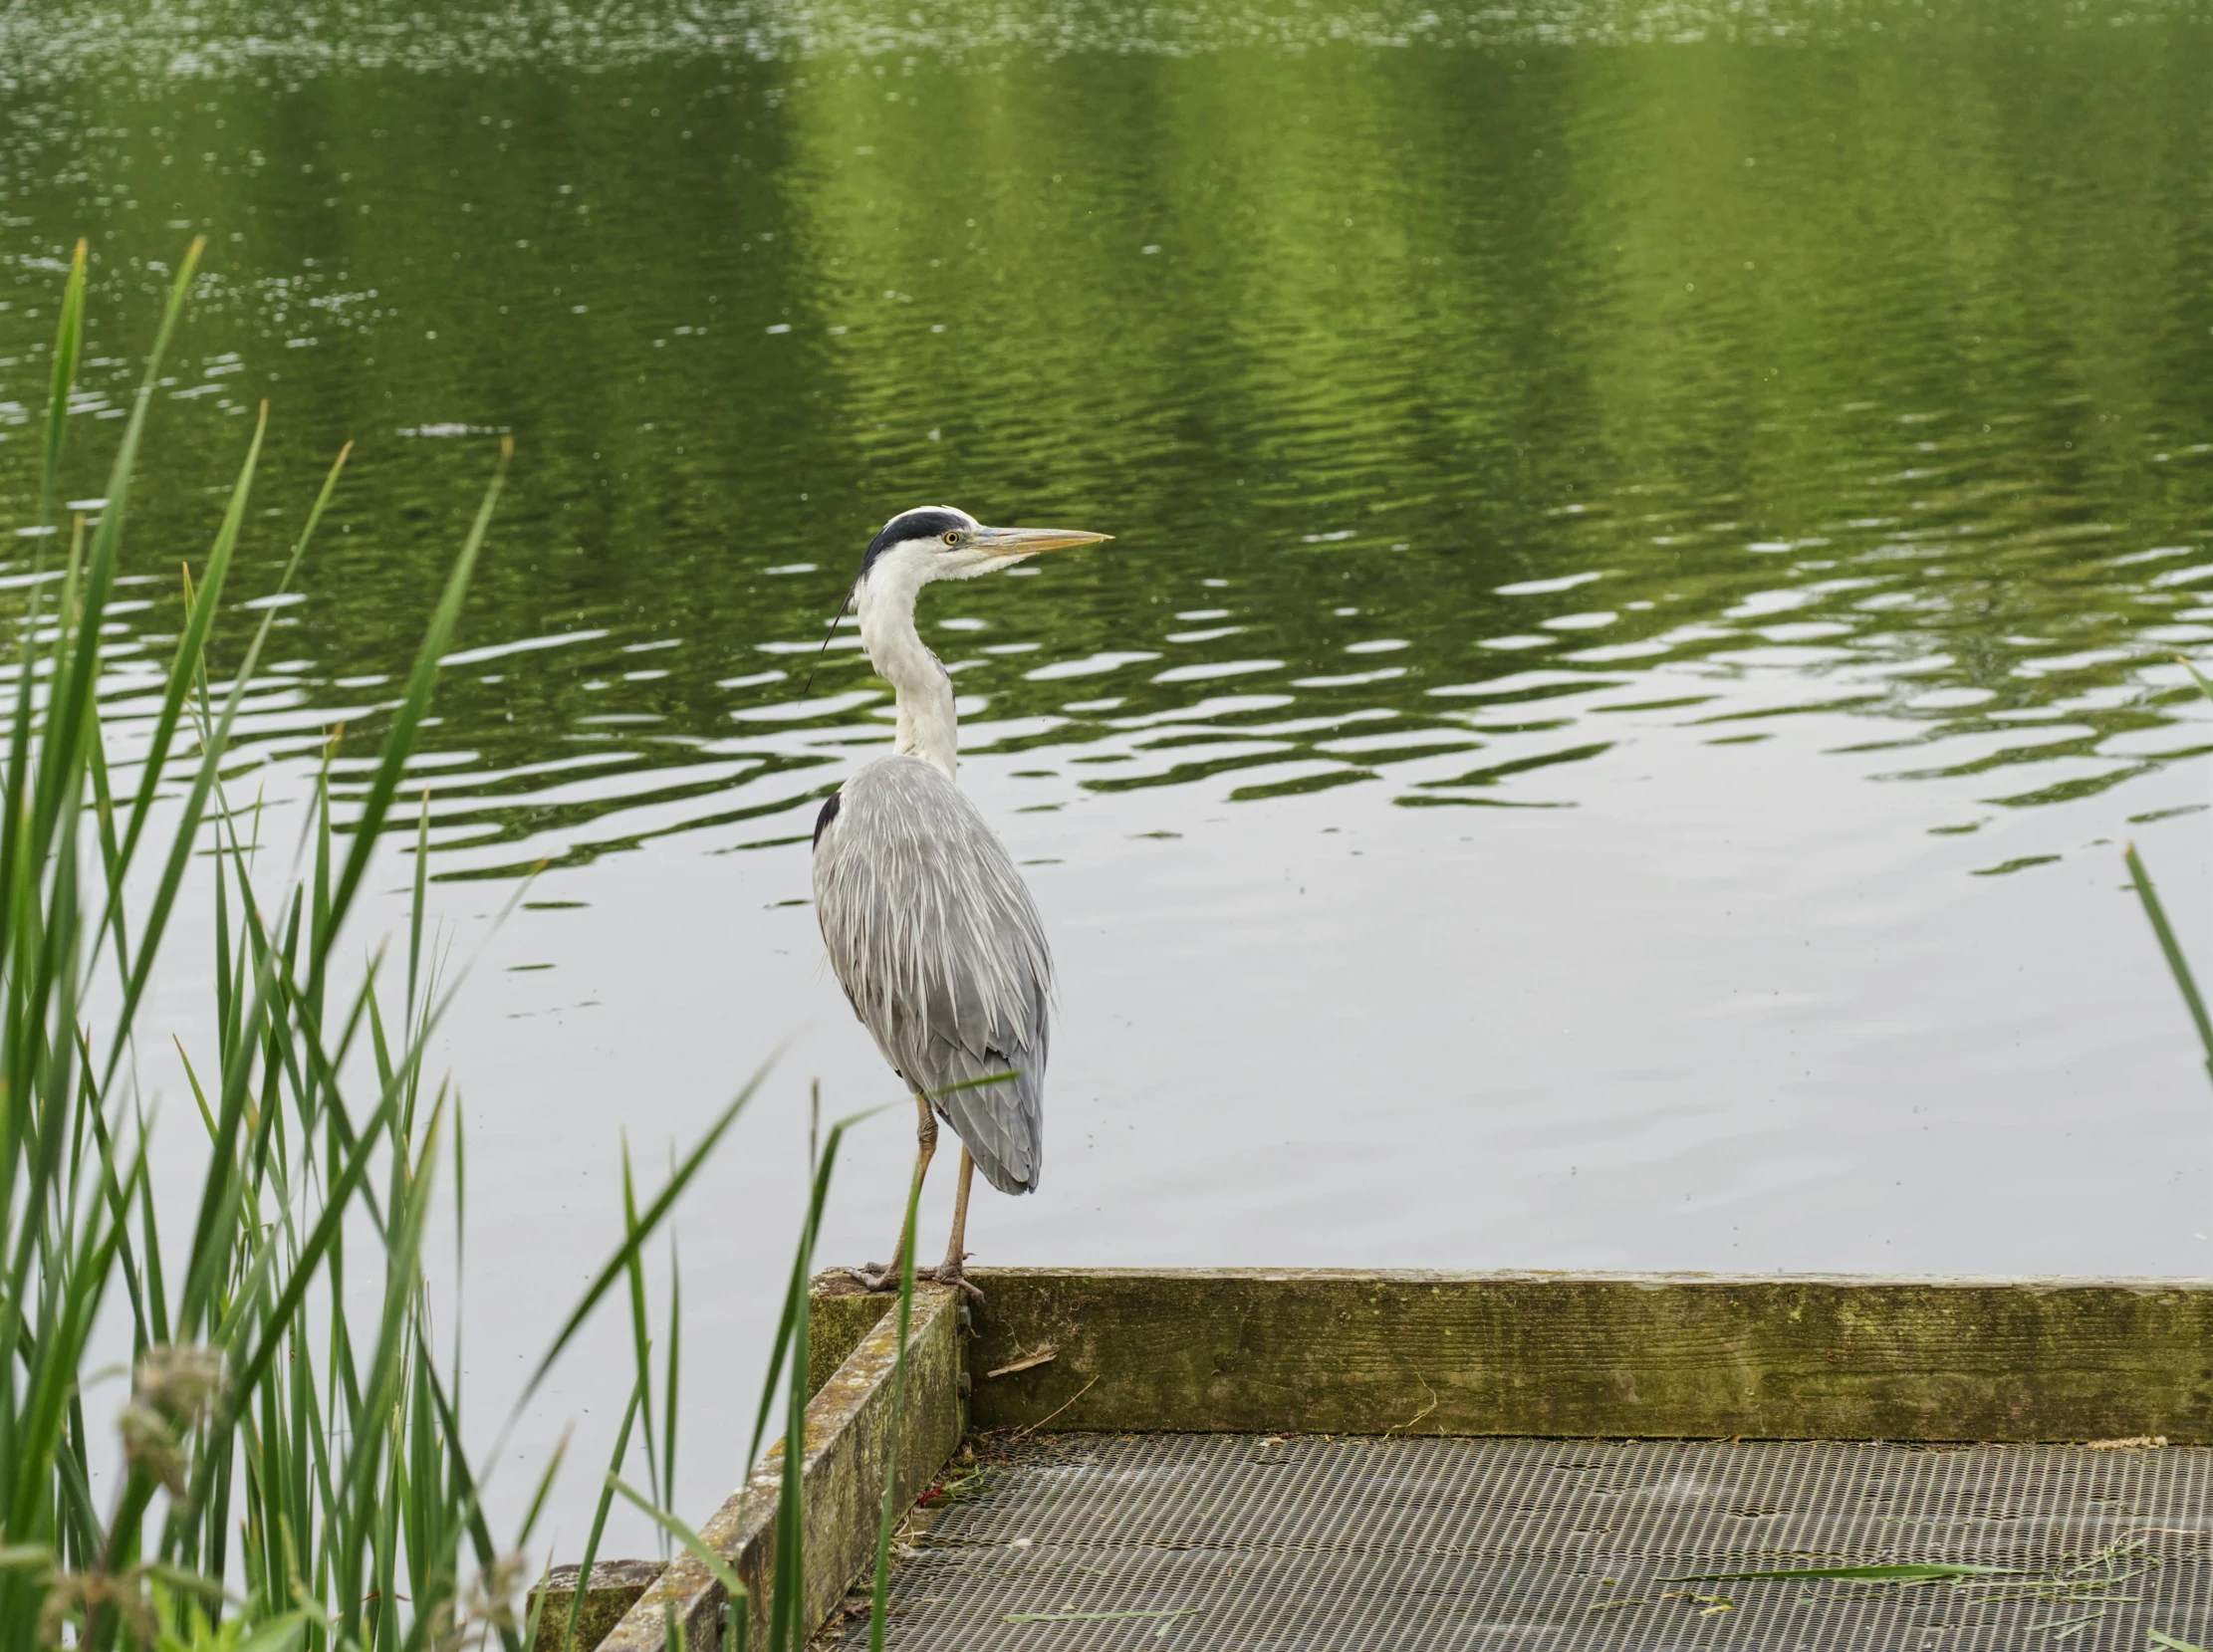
left=934, top=1052, right=1043, bottom=1195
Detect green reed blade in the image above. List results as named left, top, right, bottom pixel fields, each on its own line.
left=867, top=1157, right=926, bottom=1652
left=420, top=1352, right=523, bottom=1652
left=113, top=665, right=300, bottom=1263
left=663, top=1236, right=681, bottom=1527
left=227, top=1089, right=400, bottom=1401
left=173, top=962, right=286, bottom=1335
left=310, top=731, right=335, bottom=982
left=513, top=1428, right=572, bottom=1556
left=563, top=1378, right=642, bottom=1652
left=767, top=1108, right=869, bottom=1652
left=609, top=1474, right=748, bottom=1604
left=6, top=513, right=91, bottom=1295
left=522, top=1551, right=559, bottom=1652
left=746, top=1101, right=890, bottom=1477
left=407, top=783, right=429, bottom=1023
left=51, top=1411, right=102, bottom=1561
left=34, top=240, right=202, bottom=868
left=84, top=725, right=128, bottom=993
left=195, top=778, right=476, bottom=1275
left=73, top=1087, right=148, bottom=1352
left=316, top=438, right=509, bottom=999
left=93, top=402, right=268, bottom=1089
left=404, top=1344, right=439, bottom=1609
left=212, top=858, right=482, bottom=1265
left=2125, top=842, right=2213, bottom=1082
left=336, top=1090, right=445, bottom=1513
left=16, top=1153, right=136, bottom=1555
left=0, top=243, right=83, bottom=998
left=132, top=1136, right=168, bottom=1346
left=36, top=239, right=86, bottom=528
left=523, top=1057, right=778, bottom=1403
left=619, top=1138, right=661, bottom=1513
left=453, top=1085, right=467, bottom=1403
left=117, top=424, right=339, bottom=905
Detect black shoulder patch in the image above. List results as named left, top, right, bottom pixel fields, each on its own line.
left=813, top=790, right=842, bottom=848
left=859, top=508, right=967, bottom=580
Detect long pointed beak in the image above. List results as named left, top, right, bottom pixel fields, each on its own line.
left=973, top=525, right=1112, bottom=561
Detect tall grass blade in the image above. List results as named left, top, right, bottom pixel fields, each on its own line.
left=2125, top=842, right=2213, bottom=1083
left=514, top=1428, right=572, bottom=1555
left=36, top=240, right=202, bottom=864
left=865, top=1162, right=926, bottom=1652
left=562, top=1380, right=642, bottom=1652
left=663, top=1237, right=681, bottom=1528
left=744, top=1101, right=889, bottom=1478
left=118, top=435, right=346, bottom=904
left=316, top=437, right=510, bottom=994
left=92, top=400, right=268, bottom=1070
left=764, top=1108, right=870, bottom=1652
left=36, top=239, right=87, bottom=527
left=524, top=1059, right=777, bottom=1402
left=619, top=1139, right=661, bottom=1514
left=607, top=1476, right=746, bottom=1604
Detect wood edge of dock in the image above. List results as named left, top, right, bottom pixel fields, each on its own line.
left=817, top=1266, right=2213, bottom=1443
left=543, top=1266, right=2213, bottom=1649
left=542, top=1284, right=963, bottom=1652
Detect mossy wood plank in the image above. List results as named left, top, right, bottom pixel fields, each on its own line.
left=600, top=1286, right=962, bottom=1652
left=529, top=1560, right=662, bottom=1652
left=810, top=1289, right=894, bottom=1396
left=947, top=1269, right=2213, bottom=1442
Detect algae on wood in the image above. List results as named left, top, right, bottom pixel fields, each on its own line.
left=809, top=1285, right=895, bottom=1396
left=943, top=1269, right=2213, bottom=1442
left=529, top=1560, right=662, bottom=1652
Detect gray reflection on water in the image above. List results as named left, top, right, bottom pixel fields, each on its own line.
left=4, top=0, right=2213, bottom=1551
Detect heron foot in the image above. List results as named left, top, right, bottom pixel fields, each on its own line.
left=919, top=1262, right=986, bottom=1303
left=844, top=1263, right=984, bottom=1300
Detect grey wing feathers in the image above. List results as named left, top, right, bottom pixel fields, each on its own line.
left=811, top=756, right=1051, bottom=1194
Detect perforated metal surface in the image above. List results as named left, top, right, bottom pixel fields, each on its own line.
left=847, top=1433, right=2213, bottom=1650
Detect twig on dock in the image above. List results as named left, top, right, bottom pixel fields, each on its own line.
left=1014, top=1376, right=1099, bottom=1438
left=986, top=1346, right=1059, bottom=1379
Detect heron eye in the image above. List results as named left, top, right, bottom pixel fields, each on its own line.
left=943, top=530, right=960, bottom=546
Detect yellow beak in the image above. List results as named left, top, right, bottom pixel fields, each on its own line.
left=973, top=525, right=1113, bottom=560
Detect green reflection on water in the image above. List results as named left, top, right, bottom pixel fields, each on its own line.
left=2, top=1, right=2211, bottom=873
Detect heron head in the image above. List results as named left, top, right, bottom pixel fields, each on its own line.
left=857, top=505, right=1111, bottom=588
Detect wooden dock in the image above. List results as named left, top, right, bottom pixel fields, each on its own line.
left=538, top=1270, right=2213, bottom=1650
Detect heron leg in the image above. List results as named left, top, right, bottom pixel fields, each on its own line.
left=925, top=1146, right=984, bottom=1301
left=850, top=1092, right=936, bottom=1293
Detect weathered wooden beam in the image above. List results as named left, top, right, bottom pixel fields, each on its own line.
left=529, top=1560, right=663, bottom=1652
left=939, top=1269, right=2213, bottom=1442
left=600, top=1286, right=962, bottom=1652
left=809, top=1288, right=894, bottom=1395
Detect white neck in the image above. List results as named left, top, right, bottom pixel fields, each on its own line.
left=855, top=557, right=958, bottom=780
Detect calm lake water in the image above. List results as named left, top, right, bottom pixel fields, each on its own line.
left=7, top=0, right=2213, bottom=1546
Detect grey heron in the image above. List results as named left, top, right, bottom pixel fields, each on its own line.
left=812, top=505, right=1111, bottom=1295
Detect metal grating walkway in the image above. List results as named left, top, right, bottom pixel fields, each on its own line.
left=846, top=1433, right=2213, bottom=1650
